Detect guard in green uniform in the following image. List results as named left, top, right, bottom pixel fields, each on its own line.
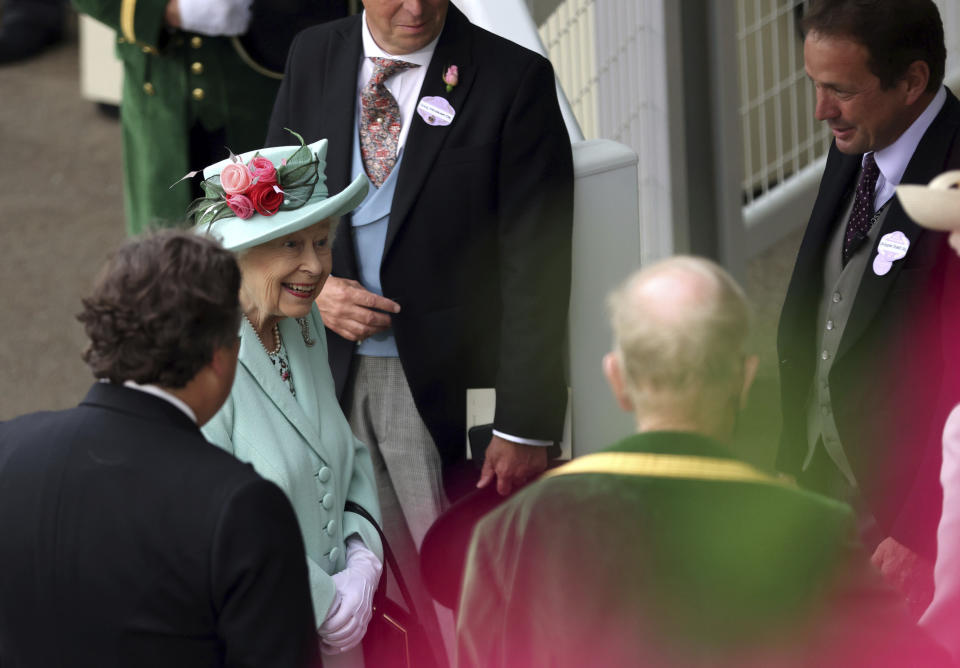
left=74, top=0, right=348, bottom=234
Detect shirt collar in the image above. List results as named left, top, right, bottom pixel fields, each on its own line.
left=870, top=86, right=947, bottom=185
left=121, top=380, right=198, bottom=424
left=360, top=9, right=439, bottom=68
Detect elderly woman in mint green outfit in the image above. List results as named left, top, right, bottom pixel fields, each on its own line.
left=193, top=135, right=381, bottom=663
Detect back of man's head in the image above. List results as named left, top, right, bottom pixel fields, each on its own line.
left=802, top=0, right=945, bottom=93
left=77, top=231, right=241, bottom=388
left=606, top=256, right=754, bottom=439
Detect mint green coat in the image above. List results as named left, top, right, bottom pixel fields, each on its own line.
left=203, top=307, right=382, bottom=626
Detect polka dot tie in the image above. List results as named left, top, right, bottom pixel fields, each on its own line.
left=359, top=57, right=419, bottom=188
left=842, top=152, right=881, bottom=266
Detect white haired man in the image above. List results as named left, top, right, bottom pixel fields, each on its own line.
left=456, top=257, right=948, bottom=668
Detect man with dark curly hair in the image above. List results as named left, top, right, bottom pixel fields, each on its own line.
left=0, top=231, right=319, bottom=667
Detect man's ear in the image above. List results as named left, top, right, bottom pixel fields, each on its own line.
left=603, top=352, right=634, bottom=413
left=209, top=339, right=240, bottom=380
left=740, top=354, right=759, bottom=411
left=902, top=60, right=931, bottom=106
left=188, top=341, right=239, bottom=427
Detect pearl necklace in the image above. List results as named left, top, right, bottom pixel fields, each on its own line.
left=242, top=314, right=295, bottom=396
left=244, top=314, right=280, bottom=354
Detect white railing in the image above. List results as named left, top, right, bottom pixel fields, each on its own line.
left=539, top=0, right=598, bottom=140
left=737, top=0, right=830, bottom=208
left=527, top=0, right=960, bottom=258
left=456, top=0, right=584, bottom=141
left=538, top=0, right=676, bottom=264
left=739, top=0, right=960, bottom=238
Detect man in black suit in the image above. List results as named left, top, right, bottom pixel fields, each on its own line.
left=0, top=232, right=318, bottom=667
left=777, top=0, right=960, bottom=613
left=266, top=0, right=571, bottom=628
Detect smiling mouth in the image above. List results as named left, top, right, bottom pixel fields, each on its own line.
left=283, top=283, right=317, bottom=298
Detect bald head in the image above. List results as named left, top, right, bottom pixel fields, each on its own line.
left=605, top=256, right=755, bottom=439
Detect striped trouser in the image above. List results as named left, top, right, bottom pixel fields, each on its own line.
left=346, top=355, right=453, bottom=665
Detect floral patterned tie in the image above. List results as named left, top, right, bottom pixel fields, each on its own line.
left=360, top=57, right=419, bottom=188
left=842, top=152, right=881, bottom=266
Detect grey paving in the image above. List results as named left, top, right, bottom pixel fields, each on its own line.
left=0, top=29, right=125, bottom=419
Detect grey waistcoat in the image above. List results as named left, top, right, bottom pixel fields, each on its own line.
left=803, top=181, right=892, bottom=486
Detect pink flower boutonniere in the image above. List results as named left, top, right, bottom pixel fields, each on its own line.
left=443, top=65, right=459, bottom=93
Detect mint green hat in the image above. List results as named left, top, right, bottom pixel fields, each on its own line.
left=189, top=133, right=368, bottom=252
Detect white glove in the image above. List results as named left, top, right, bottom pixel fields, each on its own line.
left=177, top=0, right=252, bottom=36
left=318, top=537, right=383, bottom=654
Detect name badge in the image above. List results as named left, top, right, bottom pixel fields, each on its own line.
left=873, top=231, right=910, bottom=276
left=417, top=96, right=455, bottom=127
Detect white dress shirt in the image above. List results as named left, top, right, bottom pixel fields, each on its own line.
left=871, top=86, right=946, bottom=209
left=358, top=12, right=438, bottom=153
left=177, top=0, right=252, bottom=37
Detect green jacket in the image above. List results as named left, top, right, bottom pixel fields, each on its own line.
left=458, top=432, right=947, bottom=667
left=203, top=307, right=382, bottom=627
left=73, top=0, right=282, bottom=234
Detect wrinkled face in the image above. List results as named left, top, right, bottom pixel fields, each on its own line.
left=239, top=220, right=333, bottom=323
left=804, top=32, right=914, bottom=155
left=362, top=0, right=448, bottom=55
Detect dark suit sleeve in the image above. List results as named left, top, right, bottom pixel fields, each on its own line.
left=493, top=56, right=574, bottom=441
left=212, top=478, right=318, bottom=668
left=265, top=31, right=303, bottom=147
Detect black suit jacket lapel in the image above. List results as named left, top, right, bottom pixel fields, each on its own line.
left=316, top=16, right=364, bottom=281
left=838, top=91, right=960, bottom=360
left=320, top=16, right=364, bottom=197
left=385, top=4, right=477, bottom=258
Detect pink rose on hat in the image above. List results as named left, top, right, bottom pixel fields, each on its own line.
left=220, top=162, right=254, bottom=195
left=225, top=194, right=255, bottom=219
left=249, top=156, right=278, bottom=186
